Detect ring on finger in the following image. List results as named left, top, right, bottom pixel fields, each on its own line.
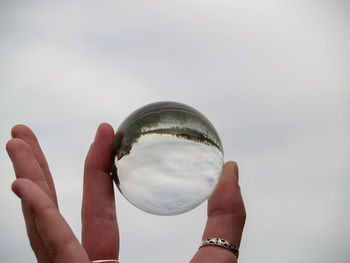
left=91, top=260, right=119, bottom=263
left=199, top=238, right=239, bottom=258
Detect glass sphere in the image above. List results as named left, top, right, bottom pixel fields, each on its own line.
left=111, top=101, right=224, bottom=215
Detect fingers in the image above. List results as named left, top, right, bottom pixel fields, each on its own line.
left=82, top=123, right=119, bottom=261
left=6, top=138, right=56, bottom=204
left=191, top=161, right=246, bottom=263
left=6, top=125, right=60, bottom=262
left=12, top=178, right=89, bottom=263
left=10, top=124, right=57, bottom=205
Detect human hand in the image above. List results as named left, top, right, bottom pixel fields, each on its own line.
left=7, top=123, right=119, bottom=262
left=7, top=124, right=245, bottom=263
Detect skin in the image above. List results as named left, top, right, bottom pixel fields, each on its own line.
left=6, top=123, right=246, bottom=263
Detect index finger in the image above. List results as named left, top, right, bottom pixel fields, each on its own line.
left=82, top=123, right=119, bottom=261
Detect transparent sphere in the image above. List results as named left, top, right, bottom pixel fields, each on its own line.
left=111, top=101, right=224, bottom=215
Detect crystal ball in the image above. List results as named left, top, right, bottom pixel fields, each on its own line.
left=111, top=101, right=224, bottom=215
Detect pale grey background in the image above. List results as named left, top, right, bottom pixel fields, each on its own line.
left=1, top=1, right=349, bottom=262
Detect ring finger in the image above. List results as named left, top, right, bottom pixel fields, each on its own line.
left=191, top=161, right=246, bottom=263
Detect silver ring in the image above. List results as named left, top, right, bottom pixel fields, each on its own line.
left=91, top=260, right=119, bottom=263
left=199, top=238, right=239, bottom=258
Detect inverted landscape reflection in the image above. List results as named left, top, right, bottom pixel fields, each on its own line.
left=111, top=101, right=224, bottom=215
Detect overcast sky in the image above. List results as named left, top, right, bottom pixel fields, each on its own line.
left=1, top=1, right=349, bottom=262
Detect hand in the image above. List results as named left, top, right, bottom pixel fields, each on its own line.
left=7, top=123, right=118, bottom=262
left=7, top=124, right=245, bottom=263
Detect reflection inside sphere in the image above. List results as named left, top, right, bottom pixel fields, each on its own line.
left=111, top=101, right=224, bottom=215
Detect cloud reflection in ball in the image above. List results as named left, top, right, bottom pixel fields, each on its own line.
left=111, top=101, right=224, bottom=215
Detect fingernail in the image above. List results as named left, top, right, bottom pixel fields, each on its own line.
left=94, top=123, right=106, bottom=141
left=223, top=161, right=239, bottom=183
